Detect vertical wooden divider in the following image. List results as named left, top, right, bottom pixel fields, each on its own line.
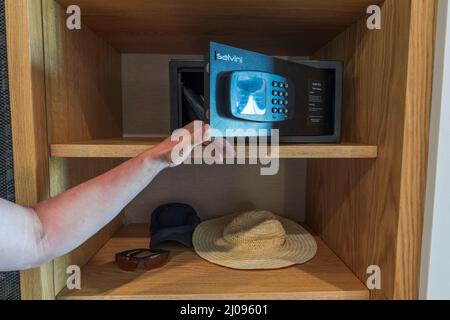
left=42, top=0, right=124, bottom=296
left=395, top=0, right=436, bottom=300
left=307, top=0, right=436, bottom=300
left=6, top=0, right=54, bottom=300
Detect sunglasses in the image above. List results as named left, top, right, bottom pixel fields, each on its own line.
left=115, top=249, right=170, bottom=272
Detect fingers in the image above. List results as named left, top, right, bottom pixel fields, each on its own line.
left=211, top=138, right=225, bottom=164
left=171, top=121, right=237, bottom=165
left=187, top=121, right=211, bottom=149
left=182, top=121, right=197, bottom=134
left=183, top=121, right=210, bottom=137
left=203, top=124, right=212, bottom=142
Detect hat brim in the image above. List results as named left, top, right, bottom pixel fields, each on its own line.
left=193, top=214, right=318, bottom=270
left=151, top=225, right=196, bottom=248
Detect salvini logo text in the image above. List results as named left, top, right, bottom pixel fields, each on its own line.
left=215, top=52, right=244, bottom=64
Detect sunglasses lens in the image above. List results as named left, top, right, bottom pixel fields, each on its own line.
left=116, top=256, right=138, bottom=272
left=116, top=249, right=170, bottom=271
left=143, top=251, right=170, bottom=270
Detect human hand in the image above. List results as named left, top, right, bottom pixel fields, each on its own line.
left=150, top=121, right=236, bottom=168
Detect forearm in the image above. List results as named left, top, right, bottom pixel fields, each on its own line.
left=34, top=150, right=167, bottom=260
left=0, top=121, right=216, bottom=271
left=0, top=149, right=167, bottom=271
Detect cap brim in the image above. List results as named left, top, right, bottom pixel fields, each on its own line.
left=192, top=214, right=318, bottom=270
left=150, top=225, right=197, bottom=248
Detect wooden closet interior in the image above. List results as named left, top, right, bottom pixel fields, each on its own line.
left=5, top=0, right=436, bottom=300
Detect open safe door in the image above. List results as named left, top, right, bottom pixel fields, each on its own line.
left=205, top=42, right=342, bottom=143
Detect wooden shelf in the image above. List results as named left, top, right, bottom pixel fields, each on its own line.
left=50, top=138, right=378, bottom=159
left=57, top=224, right=369, bottom=300
left=56, top=0, right=382, bottom=55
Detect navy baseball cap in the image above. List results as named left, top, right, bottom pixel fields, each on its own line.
left=150, top=203, right=201, bottom=248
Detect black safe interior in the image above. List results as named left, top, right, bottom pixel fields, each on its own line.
left=170, top=60, right=206, bottom=130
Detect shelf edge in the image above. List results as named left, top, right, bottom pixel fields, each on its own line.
left=50, top=142, right=378, bottom=159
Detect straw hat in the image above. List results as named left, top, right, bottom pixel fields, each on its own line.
left=192, top=210, right=317, bottom=270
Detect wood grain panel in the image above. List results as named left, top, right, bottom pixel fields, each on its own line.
left=395, top=0, right=436, bottom=300
left=49, top=158, right=125, bottom=294
left=55, top=0, right=382, bottom=55
left=5, top=0, right=54, bottom=300
left=57, top=224, right=369, bottom=300
left=50, top=138, right=378, bottom=159
left=307, top=0, right=436, bottom=300
left=43, top=0, right=122, bottom=144
left=42, top=0, right=125, bottom=296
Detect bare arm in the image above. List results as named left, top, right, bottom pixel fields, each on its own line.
left=0, top=122, right=227, bottom=271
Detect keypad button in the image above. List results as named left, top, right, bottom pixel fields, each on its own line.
left=273, top=91, right=278, bottom=96
left=284, top=83, right=289, bottom=89
left=272, top=81, right=278, bottom=87
left=284, top=92, right=289, bottom=97
left=272, top=99, right=278, bottom=105
left=279, top=83, right=284, bottom=89
left=284, top=100, right=289, bottom=106
left=272, top=108, right=278, bottom=113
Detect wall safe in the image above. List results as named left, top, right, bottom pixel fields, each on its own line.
left=170, top=42, right=343, bottom=143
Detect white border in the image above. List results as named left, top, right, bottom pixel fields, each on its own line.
left=419, top=0, right=450, bottom=300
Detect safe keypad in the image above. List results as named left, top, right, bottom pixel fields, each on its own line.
left=271, top=81, right=290, bottom=117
